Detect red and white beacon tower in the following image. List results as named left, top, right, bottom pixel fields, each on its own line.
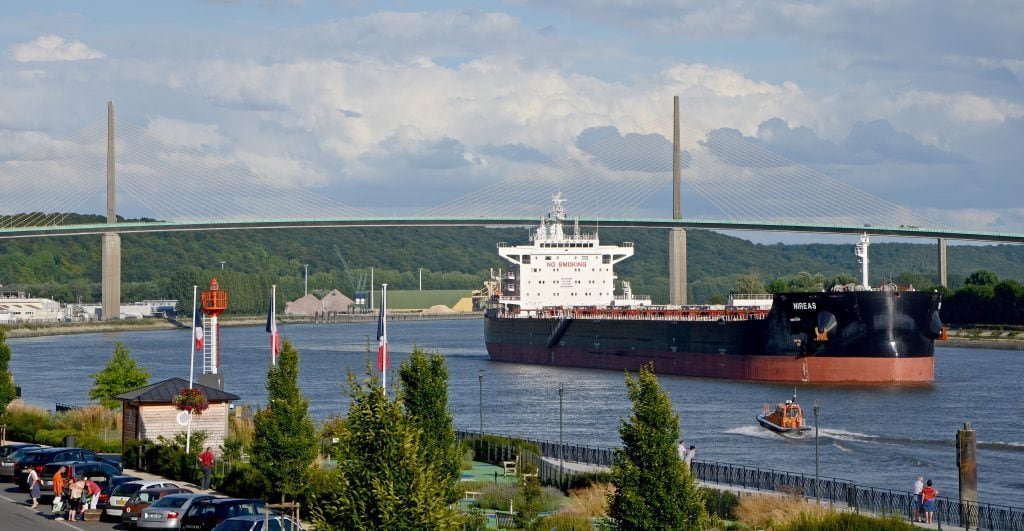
left=200, top=278, right=228, bottom=390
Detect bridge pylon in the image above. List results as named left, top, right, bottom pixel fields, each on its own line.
left=669, top=95, right=688, bottom=305
left=101, top=101, right=121, bottom=320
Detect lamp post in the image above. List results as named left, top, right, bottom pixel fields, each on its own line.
left=558, top=382, right=564, bottom=488
left=478, top=370, right=485, bottom=437
left=419, top=268, right=423, bottom=291
left=304, top=264, right=309, bottom=296
left=814, top=401, right=820, bottom=500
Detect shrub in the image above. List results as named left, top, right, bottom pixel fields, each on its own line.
left=735, top=494, right=829, bottom=530
left=219, top=463, right=268, bottom=499
left=702, top=487, right=740, bottom=520
left=34, top=429, right=76, bottom=446
left=540, top=512, right=595, bottom=530
left=0, top=404, right=54, bottom=442
left=464, top=434, right=541, bottom=465
left=784, top=511, right=918, bottom=531
left=562, top=483, right=613, bottom=519
left=474, top=481, right=567, bottom=513
left=53, top=405, right=120, bottom=439
left=563, top=470, right=613, bottom=491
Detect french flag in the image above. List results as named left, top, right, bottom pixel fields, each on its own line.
left=267, top=286, right=280, bottom=365
left=193, top=306, right=204, bottom=351
left=376, top=284, right=388, bottom=373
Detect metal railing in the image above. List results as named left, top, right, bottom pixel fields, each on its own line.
left=458, top=429, right=1024, bottom=530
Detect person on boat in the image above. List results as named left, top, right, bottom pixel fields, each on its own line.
left=921, top=479, right=938, bottom=524
left=913, top=476, right=924, bottom=522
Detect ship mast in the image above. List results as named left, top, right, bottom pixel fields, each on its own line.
left=854, top=233, right=870, bottom=289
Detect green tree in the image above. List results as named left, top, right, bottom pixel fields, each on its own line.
left=398, top=346, right=461, bottom=505
left=89, top=342, right=151, bottom=409
left=965, top=270, right=999, bottom=287
left=252, top=340, right=317, bottom=504
left=514, top=466, right=543, bottom=530
left=734, top=273, right=765, bottom=294
left=608, top=364, right=706, bottom=530
left=311, top=370, right=461, bottom=530
left=0, top=329, right=17, bottom=416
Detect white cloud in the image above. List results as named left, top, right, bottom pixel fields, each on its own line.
left=145, top=117, right=227, bottom=150
left=8, top=35, right=105, bottom=62
left=235, top=150, right=329, bottom=188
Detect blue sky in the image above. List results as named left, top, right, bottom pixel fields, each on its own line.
left=1, top=1, right=1022, bottom=235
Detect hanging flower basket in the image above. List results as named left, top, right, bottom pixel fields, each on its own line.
left=173, top=388, right=209, bottom=414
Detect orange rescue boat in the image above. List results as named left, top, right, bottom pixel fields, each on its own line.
left=757, top=390, right=812, bottom=437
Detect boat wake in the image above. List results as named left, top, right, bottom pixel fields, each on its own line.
left=729, top=426, right=1024, bottom=453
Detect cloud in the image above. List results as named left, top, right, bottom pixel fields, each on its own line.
left=8, top=35, right=104, bottom=62
left=748, top=118, right=967, bottom=165
left=235, top=151, right=328, bottom=187
left=146, top=117, right=228, bottom=150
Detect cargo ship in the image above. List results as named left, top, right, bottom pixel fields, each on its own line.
left=483, top=195, right=944, bottom=383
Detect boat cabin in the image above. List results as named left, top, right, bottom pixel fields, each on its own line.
left=762, top=399, right=805, bottom=430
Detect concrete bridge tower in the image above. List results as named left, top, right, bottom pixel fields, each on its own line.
left=101, top=101, right=121, bottom=320
left=669, top=96, right=688, bottom=305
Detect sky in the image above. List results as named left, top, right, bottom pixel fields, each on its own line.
left=1, top=1, right=1022, bottom=238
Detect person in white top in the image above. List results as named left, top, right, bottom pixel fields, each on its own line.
left=684, top=445, right=696, bottom=469
left=26, top=467, right=41, bottom=508
left=913, top=476, right=925, bottom=522
left=677, top=440, right=687, bottom=461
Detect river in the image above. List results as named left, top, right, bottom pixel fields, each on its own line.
left=7, top=320, right=1023, bottom=507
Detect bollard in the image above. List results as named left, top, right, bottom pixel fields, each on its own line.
left=957, top=422, right=978, bottom=529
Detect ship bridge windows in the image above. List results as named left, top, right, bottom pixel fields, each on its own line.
left=522, top=255, right=531, bottom=264
left=602, top=255, right=611, bottom=264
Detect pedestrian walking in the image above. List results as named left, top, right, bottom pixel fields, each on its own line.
left=922, top=479, right=939, bottom=524
left=913, top=475, right=924, bottom=522
left=198, top=446, right=215, bottom=490
left=26, top=466, right=41, bottom=508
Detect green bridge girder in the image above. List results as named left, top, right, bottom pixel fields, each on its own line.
left=1, top=217, right=1023, bottom=243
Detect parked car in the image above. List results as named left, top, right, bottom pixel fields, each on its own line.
left=14, top=447, right=121, bottom=489
left=105, top=480, right=181, bottom=519
left=180, top=499, right=267, bottom=531
left=211, top=515, right=302, bottom=531
left=96, top=474, right=143, bottom=511
left=138, top=493, right=217, bottom=529
left=122, top=487, right=194, bottom=526
left=0, top=442, right=40, bottom=459
left=38, top=460, right=123, bottom=499
left=0, top=444, right=41, bottom=480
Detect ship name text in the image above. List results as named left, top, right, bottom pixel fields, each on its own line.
left=792, top=302, right=817, bottom=310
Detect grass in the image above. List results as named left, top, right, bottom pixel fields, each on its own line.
left=54, top=405, right=120, bottom=439
left=734, top=493, right=831, bottom=530
left=473, top=482, right=567, bottom=513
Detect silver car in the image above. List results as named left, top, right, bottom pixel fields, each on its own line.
left=138, top=493, right=216, bottom=529
left=0, top=444, right=41, bottom=480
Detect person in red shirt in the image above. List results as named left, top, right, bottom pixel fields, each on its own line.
left=84, top=478, right=102, bottom=510
left=198, top=447, right=215, bottom=491
left=921, top=479, right=939, bottom=524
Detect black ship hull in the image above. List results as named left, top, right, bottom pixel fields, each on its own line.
left=484, top=291, right=943, bottom=383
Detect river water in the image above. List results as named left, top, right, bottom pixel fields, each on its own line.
left=7, top=320, right=1023, bottom=507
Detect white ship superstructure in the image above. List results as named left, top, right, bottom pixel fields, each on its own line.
left=495, top=194, right=650, bottom=311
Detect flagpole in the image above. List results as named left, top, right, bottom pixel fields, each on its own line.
left=189, top=285, right=197, bottom=389
left=271, top=284, right=277, bottom=367
left=186, top=285, right=197, bottom=455
left=381, top=284, right=387, bottom=392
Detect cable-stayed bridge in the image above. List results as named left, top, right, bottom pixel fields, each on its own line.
left=1, top=102, right=1022, bottom=317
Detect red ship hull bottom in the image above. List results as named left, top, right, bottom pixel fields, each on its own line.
left=485, top=344, right=934, bottom=384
